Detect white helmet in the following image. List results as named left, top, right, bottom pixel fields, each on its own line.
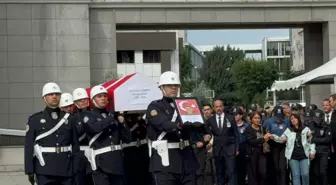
left=73, top=88, right=89, bottom=101
left=42, top=82, right=62, bottom=97
left=59, top=93, right=74, bottom=108
left=158, top=71, right=181, bottom=86
left=90, top=85, right=108, bottom=100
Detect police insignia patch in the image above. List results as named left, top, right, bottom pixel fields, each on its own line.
left=26, top=125, right=29, bottom=132
left=40, top=119, right=46, bottom=123
left=83, top=116, right=89, bottom=123
left=51, top=112, right=58, bottom=120
left=151, top=110, right=158, bottom=116
left=97, top=118, right=101, bottom=121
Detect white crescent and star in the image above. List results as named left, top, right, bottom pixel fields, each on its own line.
left=178, top=100, right=196, bottom=111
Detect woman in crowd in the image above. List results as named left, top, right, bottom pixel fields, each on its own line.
left=272, top=113, right=315, bottom=185
left=244, top=111, right=271, bottom=185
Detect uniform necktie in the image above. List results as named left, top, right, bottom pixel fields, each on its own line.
left=218, top=116, right=222, bottom=130
left=326, top=114, right=330, bottom=124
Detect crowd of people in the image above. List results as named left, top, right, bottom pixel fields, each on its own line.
left=23, top=70, right=336, bottom=185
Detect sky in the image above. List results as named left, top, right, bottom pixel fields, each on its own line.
left=187, top=29, right=290, bottom=45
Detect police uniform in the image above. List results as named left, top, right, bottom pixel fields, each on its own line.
left=236, top=121, right=249, bottom=185
left=190, top=123, right=208, bottom=185
left=147, top=97, right=199, bottom=185
left=265, top=106, right=289, bottom=185
left=24, top=82, right=80, bottom=185
left=25, top=106, right=80, bottom=185
left=71, top=108, right=94, bottom=185
left=310, top=109, right=332, bottom=185
left=123, top=113, right=151, bottom=185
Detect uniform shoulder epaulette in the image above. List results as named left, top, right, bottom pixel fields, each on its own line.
left=29, top=111, right=42, bottom=118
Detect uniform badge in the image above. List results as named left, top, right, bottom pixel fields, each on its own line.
left=239, top=127, right=245, bottom=133
left=78, top=122, right=82, bottom=125
left=83, top=116, right=89, bottom=123
left=150, top=110, right=158, bottom=116
left=40, top=119, right=46, bottom=123
left=97, top=118, right=101, bottom=121
left=101, top=113, right=107, bottom=118
left=226, top=120, right=231, bottom=127
left=320, top=130, right=324, bottom=136
left=51, top=112, right=58, bottom=120
left=328, top=131, right=331, bottom=136
left=279, top=124, right=284, bottom=129
left=26, top=125, right=29, bottom=132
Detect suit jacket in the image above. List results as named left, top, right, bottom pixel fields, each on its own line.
left=330, top=110, right=336, bottom=149
left=205, top=114, right=239, bottom=157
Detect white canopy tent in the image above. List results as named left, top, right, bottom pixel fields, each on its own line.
left=270, top=57, right=336, bottom=105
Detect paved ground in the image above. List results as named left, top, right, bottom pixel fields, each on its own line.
left=0, top=171, right=28, bottom=185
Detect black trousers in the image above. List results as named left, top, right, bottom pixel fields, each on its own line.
left=194, top=148, right=207, bottom=185
left=329, top=152, right=336, bottom=185
left=270, top=144, right=287, bottom=185
left=246, top=151, right=267, bottom=185
left=152, top=171, right=196, bottom=185
left=214, top=155, right=236, bottom=185
left=75, top=170, right=94, bottom=185
left=236, top=152, right=247, bottom=185
left=311, top=154, right=329, bottom=185
left=91, top=170, right=124, bottom=185
left=36, top=175, right=72, bottom=185
left=204, top=152, right=215, bottom=185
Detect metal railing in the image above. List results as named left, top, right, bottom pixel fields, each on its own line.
left=0, top=128, right=26, bottom=137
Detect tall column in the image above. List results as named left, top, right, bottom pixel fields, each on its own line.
left=303, top=24, right=329, bottom=106
left=322, top=21, right=336, bottom=94
left=89, top=9, right=117, bottom=85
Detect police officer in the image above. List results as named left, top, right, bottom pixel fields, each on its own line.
left=82, top=85, right=131, bottom=185
left=123, top=112, right=151, bottom=185
left=24, top=82, right=80, bottom=185
left=60, top=93, right=76, bottom=114
left=310, top=109, right=332, bottom=185
left=190, top=116, right=209, bottom=185
left=304, top=110, right=314, bottom=129
left=266, top=105, right=290, bottom=185
left=71, top=88, right=93, bottom=185
left=233, top=107, right=249, bottom=185
left=146, top=71, right=205, bottom=185
left=308, top=104, right=318, bottom=112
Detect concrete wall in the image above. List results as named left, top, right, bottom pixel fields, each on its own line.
left=0, top=4, right=91, bottom=145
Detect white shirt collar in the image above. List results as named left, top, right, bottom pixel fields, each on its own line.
left=216, top=113, right=225, bottom=118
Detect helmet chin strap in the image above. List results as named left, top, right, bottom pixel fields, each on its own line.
left=44, top=97, right=58, bottom=109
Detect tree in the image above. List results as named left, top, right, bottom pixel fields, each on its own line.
left=104, top=70, right=122, bottom=81
left=200, top=45, right=245, bottom=105
left=191, top=80, right=211, bottom=105
left=233, top=59, right=278, bottom=106
left=180, top=46, right=195, bottom=93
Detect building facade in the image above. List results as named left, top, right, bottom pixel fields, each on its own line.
left=195, top=44, right=263, bottom=59
left=184, top=42, right=205, bottom=79
left=262, top=37, right=291, bottom=80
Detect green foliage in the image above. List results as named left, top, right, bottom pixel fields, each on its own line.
left=180, top=46, right=194, bottom=93
left=103, top=70, right=122, bottom=82
left=191, top=80, right=210, bottom=105
left=232, top=59, right=278, bottom=105
left=200, top=46, right=245, bottom=104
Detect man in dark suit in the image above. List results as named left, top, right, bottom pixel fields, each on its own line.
left=328, top=94, right=336, bottom=185
left=205, top=100, right=239, bottom=185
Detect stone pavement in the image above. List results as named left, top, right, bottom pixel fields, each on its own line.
left=0, top=171, right=28, bottom=185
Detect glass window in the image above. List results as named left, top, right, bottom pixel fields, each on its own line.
left=267, top=41, right=279, bottom=56
left=285, top=41, right=291, bottom=56
left=117, top=50, right=134, bottom=63
left=143, top=50, right=160, bottom=63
